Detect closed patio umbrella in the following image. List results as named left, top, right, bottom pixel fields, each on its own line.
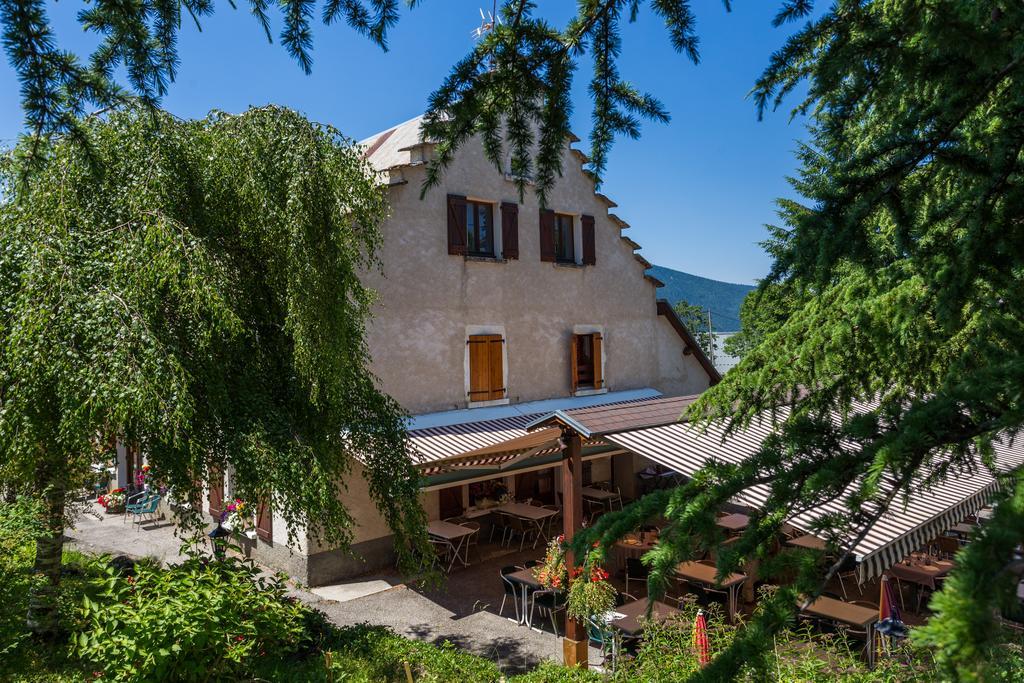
left=693, top=608, right=710, bottom=667
left=876, top=574, right=908, bottom=653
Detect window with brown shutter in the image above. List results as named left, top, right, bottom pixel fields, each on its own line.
left=581, top=215, right=596, bottom=265
left=539, top=209, right=556, bottom=262
left=446, top=194, right=467, bottom=255
left=500, top=201, right=519, bottom=259
left=571, top=333, right=604, bottom=392
left=468, top=334, right=505, bottom=402
left=256, top=499, right=272, bottom=542
left=554, top=214, right=575, bottom=263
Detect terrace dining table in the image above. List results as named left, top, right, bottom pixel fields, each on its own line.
left=498, top=502, right=558, bottom=548
left=950, top=522, right=976, bottom=537
left=427, top=520, right=477, bottom=571
left=888, top=555, right=955, bottom=591
left=800, top=596, right=879, bottom=668
left=786, top=534, right=827, bottom=551
left=505, top=567, right=543, bottom=626
left=716, top=513, right=750, bottom=532
left=607, top=598, right=681, bottom=637
left=675, top=561, right=747, bottom=622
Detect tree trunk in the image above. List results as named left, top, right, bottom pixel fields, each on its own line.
left=26, top=459, right=67, bottom=637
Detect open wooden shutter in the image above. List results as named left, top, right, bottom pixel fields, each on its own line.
left=570, top=334, right=580, bottom=393
left=488, top=338, right=504, bottom=400
left=592, top=333, right=603, bottom=388
left=539, top=209, right=556, bottom=262
left=256, top=499, right=272, bottom=542
left=468, top=334, right=505, bottom=401
left=208, top=471, right=224, bottom=517
left=500, top=201, right=519, bottom=259
left=447, top=194, right=467, bottom=255
left=581, top=215, right=596, bottom=265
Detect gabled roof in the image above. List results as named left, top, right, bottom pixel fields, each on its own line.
left=359, top=115, right=428, bottom=172
left=656, top=300, right=721, bottom=384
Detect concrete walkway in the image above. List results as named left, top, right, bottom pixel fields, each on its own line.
left=66, top=506, right=598, bottom=675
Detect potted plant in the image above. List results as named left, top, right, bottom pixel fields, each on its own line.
left=533, top=535, right=568, bottom=590
left=566, top=551, right=617, bottom=623
left=222, top=498, right=256, bottom=539
left=98, top=487, right=127, bottom=515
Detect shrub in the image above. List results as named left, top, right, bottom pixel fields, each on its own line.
left=73, top=554, right=307, bottom=682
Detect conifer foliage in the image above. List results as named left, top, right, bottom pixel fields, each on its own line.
left=0, top=0, right=716, bottom=197
left=0, top=106, right=430, bottom=635
left=579, top=2, right=1024, bottom=680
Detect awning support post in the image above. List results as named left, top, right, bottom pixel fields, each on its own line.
left=561, top=429, right=588, bottom=668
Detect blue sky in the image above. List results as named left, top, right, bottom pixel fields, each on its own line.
left=0, top=2, right=814, bottom=285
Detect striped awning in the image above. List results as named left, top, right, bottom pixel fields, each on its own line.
left=408, top=392, right=659, bottom=471
left=606, top=416, right=1024, bottom=583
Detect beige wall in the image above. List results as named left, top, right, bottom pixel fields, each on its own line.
left=361, top=136, right=711, bottom=415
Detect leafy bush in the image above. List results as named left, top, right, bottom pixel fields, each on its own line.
left=73, top=554, right=307, bottom=682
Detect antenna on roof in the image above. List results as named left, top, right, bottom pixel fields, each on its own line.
left=471, top=2, right=501, bottom=39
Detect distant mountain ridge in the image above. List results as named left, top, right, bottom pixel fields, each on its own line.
left=648, top=265, right=755, bottom=332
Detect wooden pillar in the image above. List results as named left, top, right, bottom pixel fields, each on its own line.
left=561, top=430, right=588, bottom=668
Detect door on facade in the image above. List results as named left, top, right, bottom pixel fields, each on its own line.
left=256, top=500, right=272, bottom=542
left=208, top=474, right=224, bottom=519
left=438, top=486, right=464, bottom=521
left=515, top=469, right=555, bottom=505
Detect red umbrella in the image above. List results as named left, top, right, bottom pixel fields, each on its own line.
left=693, top=608, right=710, bottom=667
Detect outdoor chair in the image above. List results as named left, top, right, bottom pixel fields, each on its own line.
left=520, top=559, right=540, bottom=570
left=586, top=617, right=622, bottom=673
left=608, top=486, right=624, bottom=511
left=431, top=538, right=454, bottom=572
left=128, top=494, right=161, bottom=529
left=935, top=535, right=960, bottom=559
left=490, top=512, right=511, bottom=545
left=584, top=498, right=605, bottom=524
left=835, top=555, right=861, bottom=600
left=916, top=575, right=948, bottom=613
left=540, top=504, right=562, bottom=537
left=615, top=591, right=638, bottom=607
left=506, top=515, right=535, bottom=551
left=499, top=565, right=521, bottom=622
left=529, top=589, right=565, bottom=636
left=443, top=515, right=467, bottom=525
left=459, top=521, right=481, bottom=561
left=834, top=599, right=880, bottom=658
left=123, top=490, right=154, bottom=524
left=625, top=557, right=649, bottom=596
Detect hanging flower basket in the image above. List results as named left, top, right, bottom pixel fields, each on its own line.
left=533, top=536, right=568, bottom=589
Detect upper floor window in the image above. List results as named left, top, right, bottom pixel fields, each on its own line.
left=468, top=334, right=505, bottom=402
left=540, top=210, right=595, bottom=265
left=554, top=214, right=575, bottom=263
left=466, top=200, right=494, bottom=257
left=571, top=332, right=604, bottom=393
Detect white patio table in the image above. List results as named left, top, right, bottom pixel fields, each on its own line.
left=427, top=520, right=476, bottom=572
left=498, top=502, right=558, bottom=549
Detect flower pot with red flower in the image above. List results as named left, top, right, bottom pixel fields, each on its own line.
left=98, top=487, right=127, bottom=514
left=222, top=498, right=255, bottom=539
left=566, top=550, right=617, bottom=623
left=533, top=536, right=569, bottom=590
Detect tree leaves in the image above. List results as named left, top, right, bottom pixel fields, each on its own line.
left=0, top=106, right=432, bottom=594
